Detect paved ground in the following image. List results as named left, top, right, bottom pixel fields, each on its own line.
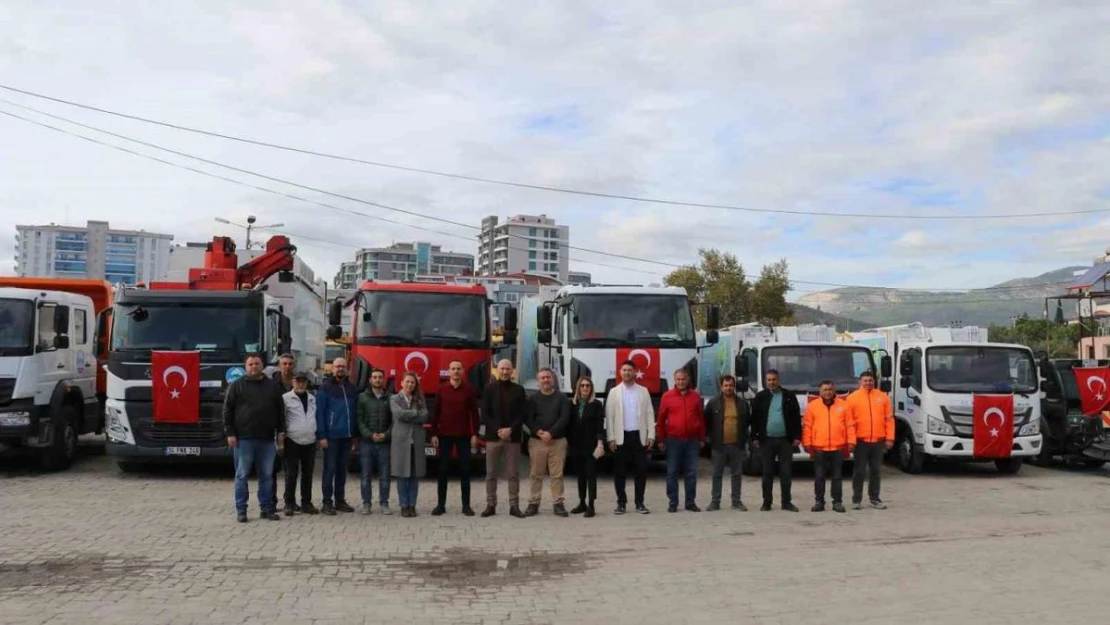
left=1, top=438, right=1108, bottom=625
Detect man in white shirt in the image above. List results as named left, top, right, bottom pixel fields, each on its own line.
left=281, top=372, right=319, bottom=516
left=605, top=360, right=656, bottom=515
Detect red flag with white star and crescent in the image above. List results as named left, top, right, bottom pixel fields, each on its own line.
left=1072, top=367, right=1110, bottom=417
left=152, top=351, right=201, bottom=424
left=616, top=348, right=661, bottom=393
left=972, top=394, right=1014, bottom=459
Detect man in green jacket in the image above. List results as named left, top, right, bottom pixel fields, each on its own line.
left=357, top=368, right=393, bottom=515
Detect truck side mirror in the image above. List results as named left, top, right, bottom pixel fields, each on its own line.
left=538, top=329, right=552, bottom=344
left=325, top=326, right=342, bottom=341
left=899, top=376, right=911, bottom=389
left=880, top=355, right=892, bottom=378
left=705, top=329, right=719, bottom=345
left=734, top=354, right=749, bottom=378
left=880, top=379, right=892, bottom=393
left=327, top=299, right=343, bottom=326
left=537, top=305, right=552, bottom=331
left=53, top=335, right=70, bottom=350
left=899, top=356, right=913, bottom=377
left=278, top=315, right=292, bottom=354
left=503, top=306, right=518, bottom=334
left=1040, top=379, right=1057, bottom=395
left=706, top=305, right=721, bottom=330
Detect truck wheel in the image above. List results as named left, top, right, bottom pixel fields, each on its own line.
left=897, top=430, right=924, bottom=474
left=994, top=458, right=1023, bottom=474
left=1029, top=420, right=1054, bottom=467
left=40, top=406, right=79, bottom=471
left=117, top=461, right=141, bottom=474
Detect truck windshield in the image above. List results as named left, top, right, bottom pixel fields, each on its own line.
left=761, top=345, right=876, bottom=393
left=926, top=346, right=1037, bottom=394
left=325, top=343, right=346, bottom=362
left=568, top=294, right=695, bottom=348
left=357, top=291, right=487, bottom=347
left=111, top=303, right=262, bottom=355
left=0, top=299, right=35, bottom=355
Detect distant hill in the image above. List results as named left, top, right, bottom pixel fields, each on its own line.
left=789, top=303, right=869, bottom=331
left=795, top=266, right=1085, bottom=327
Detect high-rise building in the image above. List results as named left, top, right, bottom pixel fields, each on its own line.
left=477, top=214, right=570, bottom=281
left=567, top=271, right=592, bottom=285
left=14, top=220, right=173, bottom=284
left=334, top=241, right=474, bottom=287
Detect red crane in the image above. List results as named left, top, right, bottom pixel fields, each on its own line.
left=149, top=236, right=297, bottom=291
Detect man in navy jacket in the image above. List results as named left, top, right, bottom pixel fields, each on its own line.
left=316, top=358, right=359, bottom=515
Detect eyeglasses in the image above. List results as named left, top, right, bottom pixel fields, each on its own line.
left=578, top=383, right=592, bottom=388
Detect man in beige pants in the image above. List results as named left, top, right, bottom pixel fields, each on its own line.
left=480, top=360, right=528, bottom=519
left=525, top=368, right=572, bottom=517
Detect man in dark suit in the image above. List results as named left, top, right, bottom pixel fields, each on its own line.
left=750, top=369, right=802, bottom=512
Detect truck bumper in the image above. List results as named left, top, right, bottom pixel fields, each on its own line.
left=923, top=433, right=1041, bottom=458
left=106, top=442, right=233, bottom=461
left=0, top=402, right=53, bottom=449
left=1082, top=441, right=1110, bottom=462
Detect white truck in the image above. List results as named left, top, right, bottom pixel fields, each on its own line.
left=0, top=287, right=101, bottom=470
left=851, top=323, right=1043, bottom=474
left=520, top=285, right=719, bottom=407
left=697, top=323, right=889, bottom=475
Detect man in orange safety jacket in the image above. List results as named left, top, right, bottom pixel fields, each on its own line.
left=846, top=371, right=894, bottom=510
left=802, top=380, right=855, bottom=513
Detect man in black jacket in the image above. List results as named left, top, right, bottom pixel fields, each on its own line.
left=750, top=369, right=802, bottom=512
left=704, top=375, right=751, bottom=511
left=223, top=353, right=286, bottom=523
left=480, top=359, right=528, bottom=519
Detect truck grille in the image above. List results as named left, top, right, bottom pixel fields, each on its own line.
left=941, top=406, right=1033, bottom=438
left=0, top=377, right=14, bottom=406
left=128, top=402, right=226, bottom=447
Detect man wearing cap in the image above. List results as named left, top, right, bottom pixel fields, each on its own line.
left=281, top=371, right=319, bottom=516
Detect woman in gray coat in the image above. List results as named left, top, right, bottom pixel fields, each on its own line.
left=390, top=372, right=429, bottom=517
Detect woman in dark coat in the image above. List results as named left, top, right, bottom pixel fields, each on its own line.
left=569, top=376, right=606, bottom=518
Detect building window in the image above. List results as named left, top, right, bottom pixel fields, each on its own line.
left=528, top=239, right=536, bottom=248
left=528, top=227, right=537, bottom=236
left=529, top=251, right=536, bottom=259
left=528, top=261, right=536, bottom=271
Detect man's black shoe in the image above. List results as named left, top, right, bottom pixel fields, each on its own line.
left=293, top=503, right=302, bottom=513
left=524, top=504, right=540, bottom=517
left=570, top=502, right=588, bottom=514
left=584, top=504, right=596, bottom=518
left=667, top=504, right=678, bottom=513
left=236, top=512, right=248, bottom=523
left=614, top=504, right=626, bottom=515
left=283, top=505, right=296, bottom=517
left=760, top=503, right=772, bottom=512
left=685, top=504, right=701, bottom=513
left=832, top=503, right=846, bottom=513
left=782, top=503, right=799, bottom=512
left=480, top=506, right=496, bottom=518
left=509, top=506, right=526, bottom=518
left=635, top=505, right=650, bottom=515
left=811, top=503, right=825, bottom=512
left=262, top=511, right=281, bottom=521
left=301, top=503, right=319, bottom=515
left=462, top=506, right=476, bottom=517
left=335, top=501, right=355, bottom=513
left=553, top=504, right=569, bottom=517
left=321, top=503, right=336, bottom=516
left=431, top=506, right=446, bottom=516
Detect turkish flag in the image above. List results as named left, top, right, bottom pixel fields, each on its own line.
left=972, top=394, right=1014, bottom=458
left=616, top=348, right=661, bottom=393
left=152, top=351, right=201, bottom=424
left=1072, top=367, right=1110, bottom=416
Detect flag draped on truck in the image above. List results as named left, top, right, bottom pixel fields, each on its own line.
left=1071, top=367, right=1110, bottom=417
left=152, top=351, right=201, bottom=424
left=972, top=394, right=1014, bottom=458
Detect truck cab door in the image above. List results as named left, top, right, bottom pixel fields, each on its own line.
left=34, top=302, right=70, bottom=404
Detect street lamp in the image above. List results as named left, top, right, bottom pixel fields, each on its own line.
left=214, top=215, right=285, bottom=249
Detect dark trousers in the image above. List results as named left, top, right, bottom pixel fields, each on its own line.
left=614, top=431, right=648, bottom=507
left=437, top=436, right=472, bottom=508
left=664, top=438, right=699, bottom=508
left=321, top=438, right=351, bottom=505
left=813, top=450, right=844, bottom=505
left=283, top=440, right=316, bottom=506
left=711, top=444, right=744, bottom=505
left=573, top=453, right=598, bottom=504
left=852, top=441, right=885, bottom=503
left=760, top=437, right=794, bottom=506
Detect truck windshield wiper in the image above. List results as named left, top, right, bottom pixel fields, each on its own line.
left=361, top=334, right=417, bottom=346
left=422, top=334, right=474, bottom=345
left=573, top=337, right=626, bottom=347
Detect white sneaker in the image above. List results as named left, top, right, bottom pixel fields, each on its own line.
left=360, top=503, right=372, bottom=515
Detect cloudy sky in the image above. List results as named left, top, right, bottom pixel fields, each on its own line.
left=2, top=1, right=1108, bottom=300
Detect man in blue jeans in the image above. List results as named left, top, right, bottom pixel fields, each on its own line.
left=357, top=369, right=393, bottom=515
left=316, top=357, right=359, bottom=515
left=223, top=353, right=286, bottom=523
left=656, top=369, right=706, bottom=513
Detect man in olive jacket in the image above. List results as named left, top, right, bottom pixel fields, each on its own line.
left=750, top=369, right=802, bottom=512
left=356, top=368, right=393, bottom=515
left=704, top=374, right=751, bottom=511
left=480, top=359, right=528, bottom=519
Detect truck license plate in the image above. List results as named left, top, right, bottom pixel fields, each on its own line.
left=424, top=447, right=437, bottom=457
left=165, top=446, right=201, bottom=456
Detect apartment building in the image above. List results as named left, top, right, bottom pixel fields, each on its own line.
left=14, top=220, right=173, bottom=284
left=477, top=214, right=570, bottom=282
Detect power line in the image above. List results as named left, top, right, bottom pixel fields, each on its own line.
left=0, top=100, right=1084, bottom=294
left=0, top=106, right=654, bottom=278
left=3, top=83, right=1107, bottom=222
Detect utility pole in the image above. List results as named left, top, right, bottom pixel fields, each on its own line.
left=214, top=215, right=285, bottom=250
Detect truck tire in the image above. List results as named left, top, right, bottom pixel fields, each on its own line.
left=40, top=405, right=79, bottom=471
left=1029, top=419, right=1055, bottom=467
left=994, top=458, right=1022, bottom=474
left=117, top=461, right=141, bottom=474
left=897, top=429, right=924, bottom=474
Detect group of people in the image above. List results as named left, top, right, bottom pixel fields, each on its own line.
left=222, top=353, right=894, bottom=523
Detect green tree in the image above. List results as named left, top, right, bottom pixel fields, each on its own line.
left=988, top=316, right=1081, bottom=358
left=663, top=248, right=793, bottom=328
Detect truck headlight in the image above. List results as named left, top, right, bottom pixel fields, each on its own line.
left=105, top=406, right=129, bottom=443
left=927, top=415, right=955, bottom=436
left=1019, top=421, right=1040, bottom=437
left=0, top=411, right=31, bottom=427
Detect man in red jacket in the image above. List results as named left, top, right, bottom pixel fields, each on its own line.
left=657, top=368, right=706, bottom=513
left=430, top=360, right=480, bottom=516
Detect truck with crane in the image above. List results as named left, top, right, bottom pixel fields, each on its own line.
left=0, top=278, right=115, bottom=470
left=326, top=280, right=517, bottom=461
left=850, top=323, right=1043, bottom=474
left=103, top=235, right=322, bottom=470
left=696, top=323, right=888, bottom=475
